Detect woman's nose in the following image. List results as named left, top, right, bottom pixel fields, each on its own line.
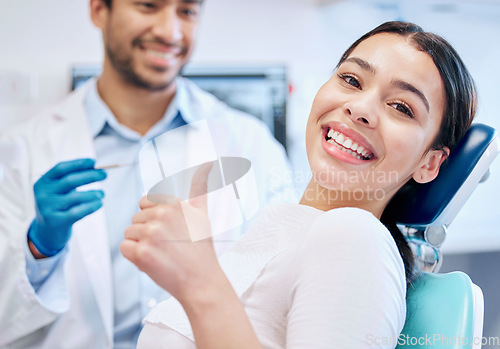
left=344, top=93, right=380, bottom=128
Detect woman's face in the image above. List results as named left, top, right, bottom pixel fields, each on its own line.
left=305, top=33, right=447, bottom=207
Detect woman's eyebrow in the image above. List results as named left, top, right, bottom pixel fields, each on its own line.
left=392, top=79, right=430, bottom=112
left=344, top=57, right=376, bottom=74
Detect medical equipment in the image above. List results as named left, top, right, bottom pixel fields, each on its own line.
left=95, top=162, right=136, bottom=170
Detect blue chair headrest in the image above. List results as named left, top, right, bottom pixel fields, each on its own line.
left=390, top=123, right=498, bottom=228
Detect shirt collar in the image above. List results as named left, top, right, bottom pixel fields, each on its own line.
left=84, top=78, right=190, bottom=141
left=85, top=80, right=109, bottom=139
left=175, top=77, right=197, bottom=124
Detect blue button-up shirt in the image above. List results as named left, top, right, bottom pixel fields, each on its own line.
left=86, top=82, right=190, bottom=348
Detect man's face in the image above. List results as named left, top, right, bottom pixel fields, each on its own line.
left=98, top=0, right=201, bottom=91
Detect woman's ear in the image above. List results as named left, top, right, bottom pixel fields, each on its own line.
left=413, top=147, right=450, bottom=184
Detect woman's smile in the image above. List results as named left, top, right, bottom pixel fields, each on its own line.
left=320, top=122, right=377, bottom=165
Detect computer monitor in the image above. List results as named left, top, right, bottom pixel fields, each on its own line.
left=71, top=64, right=288, bottom=150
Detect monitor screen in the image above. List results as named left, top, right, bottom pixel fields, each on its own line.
left=71, top=64, right=288, bottom=149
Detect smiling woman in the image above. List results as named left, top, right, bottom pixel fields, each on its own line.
left=305, top=32, right=449, bottom=212
left=122, top=21, right=477, bottom=349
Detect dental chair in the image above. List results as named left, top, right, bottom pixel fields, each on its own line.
left=388, top=123, right=499, bottom=349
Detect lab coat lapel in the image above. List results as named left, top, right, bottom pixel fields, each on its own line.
left=49, top=85, right=114, bottom=344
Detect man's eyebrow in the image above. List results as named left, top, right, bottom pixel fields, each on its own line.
left=343, top=57, right=376, bottom=74
left=182, top=0, right=202, bottom=4
left=392, top=80, right=430, bottom=113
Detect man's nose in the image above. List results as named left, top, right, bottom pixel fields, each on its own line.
left=152, top=8, right=183, bottom=43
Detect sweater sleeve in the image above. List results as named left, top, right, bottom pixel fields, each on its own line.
left=286, top=207, right=407, bottom=349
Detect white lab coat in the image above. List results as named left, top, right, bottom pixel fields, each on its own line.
left=0, top=80, right=295, bottom=348
left=0, top=84, right=113, bottom=348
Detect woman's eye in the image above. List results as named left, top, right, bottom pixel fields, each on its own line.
left=389, top=102, right=414, bottom=118
left=338, top=74, right=361, bottom=89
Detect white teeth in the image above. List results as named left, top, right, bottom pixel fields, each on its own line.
left=146, top=49, right=175, bottom=60
left=343, top=138, right=352, bottom=149
left=327, top=139, right=365, bottom=160
left=325, top=129, right=373, bottom=160
left=337, top=133, right=345, bottom=144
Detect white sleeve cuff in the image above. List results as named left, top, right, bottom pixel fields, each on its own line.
left=24, top=238, right=70, bottom=313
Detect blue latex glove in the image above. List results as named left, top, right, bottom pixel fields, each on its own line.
left=28, top=158, right=107, bottom=257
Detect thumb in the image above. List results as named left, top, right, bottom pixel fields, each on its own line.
left=188, top=161, right=213, bottom=209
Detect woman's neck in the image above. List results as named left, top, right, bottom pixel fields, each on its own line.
left=299, top=178, right=388, bottom=219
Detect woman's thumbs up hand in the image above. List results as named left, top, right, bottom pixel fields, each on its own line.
left=121, top=162, right=220, bottom=303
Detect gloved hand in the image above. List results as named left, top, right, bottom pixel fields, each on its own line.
left=28, top=158, right=107, bottom=257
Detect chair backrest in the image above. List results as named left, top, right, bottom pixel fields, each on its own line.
left=387, top=123, right=499, bottom=272
left=390, top=123, right=498, bottom=230
left=396, top=272, right=484, bottom=349
left=389, top=123, right=498, bottom=349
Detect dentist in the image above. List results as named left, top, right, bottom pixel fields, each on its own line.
left=0, top=0, right=293, bottom=348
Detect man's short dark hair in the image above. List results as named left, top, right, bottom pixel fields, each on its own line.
left=103, top=0, right=205, bottom=8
